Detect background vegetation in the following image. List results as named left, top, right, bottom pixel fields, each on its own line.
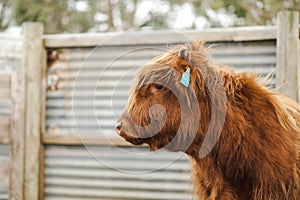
left=0, top=0, right=299, bottom=34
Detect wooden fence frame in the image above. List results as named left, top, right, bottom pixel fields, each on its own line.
left=0, top=10, right=299, bottom=200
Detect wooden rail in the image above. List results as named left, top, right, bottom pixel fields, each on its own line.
left=42, top=134, right=138, bottom=146
left=44, top=26, right=277, bottom=48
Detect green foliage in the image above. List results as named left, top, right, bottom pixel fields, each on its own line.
left=12, top=0, right=96, bottom=33
left=5, top=0, right=300, bottom=33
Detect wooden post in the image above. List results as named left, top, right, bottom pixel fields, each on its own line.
left=0, top=74, right=11, bottom=144
left=22, top=22, right=46, bottom=200
left=9, top=70, right=25, bottom=200
left=276, top=11, right=299, bottom=102
left=0, top=74, right=11, bottom=99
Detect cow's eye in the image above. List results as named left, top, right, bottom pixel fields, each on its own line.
left=149, top=84, right=165, bottom=94
left=154, top=84, right=164, bottom=90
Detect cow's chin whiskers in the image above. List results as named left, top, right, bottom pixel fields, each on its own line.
left=149, top=143, right=158, bottom=152
left=145, top=137, right=169, bottom=152
left=119, top=131, right=145, bottom=145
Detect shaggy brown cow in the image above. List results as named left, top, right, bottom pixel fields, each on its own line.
left=115, top=41, right=300, bottom=200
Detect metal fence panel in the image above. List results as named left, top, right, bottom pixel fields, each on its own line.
left=44, top=145, right=192, bottom=200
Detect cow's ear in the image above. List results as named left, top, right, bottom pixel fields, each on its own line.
left=177, top=46, right=193, bottom=72
left=178, top=46, right=190, bottom=61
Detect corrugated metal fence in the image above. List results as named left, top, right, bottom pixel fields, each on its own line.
left=44, top=146, right=191, bottom=200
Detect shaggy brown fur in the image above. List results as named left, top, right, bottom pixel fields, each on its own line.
left=115, top=41, right=300, bottom=200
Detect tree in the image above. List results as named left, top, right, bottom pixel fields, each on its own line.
left=0, top=0, right=12, bottom=31
left=193, top=0, right=299, bottom=27
left=8, top=0, right=300, bottom=34
left=12, top=0, right=96, bottom=34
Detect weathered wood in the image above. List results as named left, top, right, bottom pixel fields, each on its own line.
left=42, top=134, right=139, bottom=146
left=0, top=74, right=10, bottom=99
left=44, top=26, right=277, bottom=48
left=38, top=145, right=45, bottom=200
left=9, top=70, right=25, bottom=199
left=0, top=35, right=22, bottom=58
left=0, top=116, right=10, bottom=144
left=39, top=29, right=47, bottom=200
left=23, top=22, right=45, bottom=200
left=0, top=161, right=10, bottom=186
left=276, top=11, right=299, bottom=102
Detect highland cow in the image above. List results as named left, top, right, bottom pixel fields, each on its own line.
left=115, top=41, right=300, bottom=200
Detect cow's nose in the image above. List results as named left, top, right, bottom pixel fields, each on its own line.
left=115, top=121, right=123, bottom=133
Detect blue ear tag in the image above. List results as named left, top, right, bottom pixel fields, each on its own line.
left=180, top=67, right=190, bottom=87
